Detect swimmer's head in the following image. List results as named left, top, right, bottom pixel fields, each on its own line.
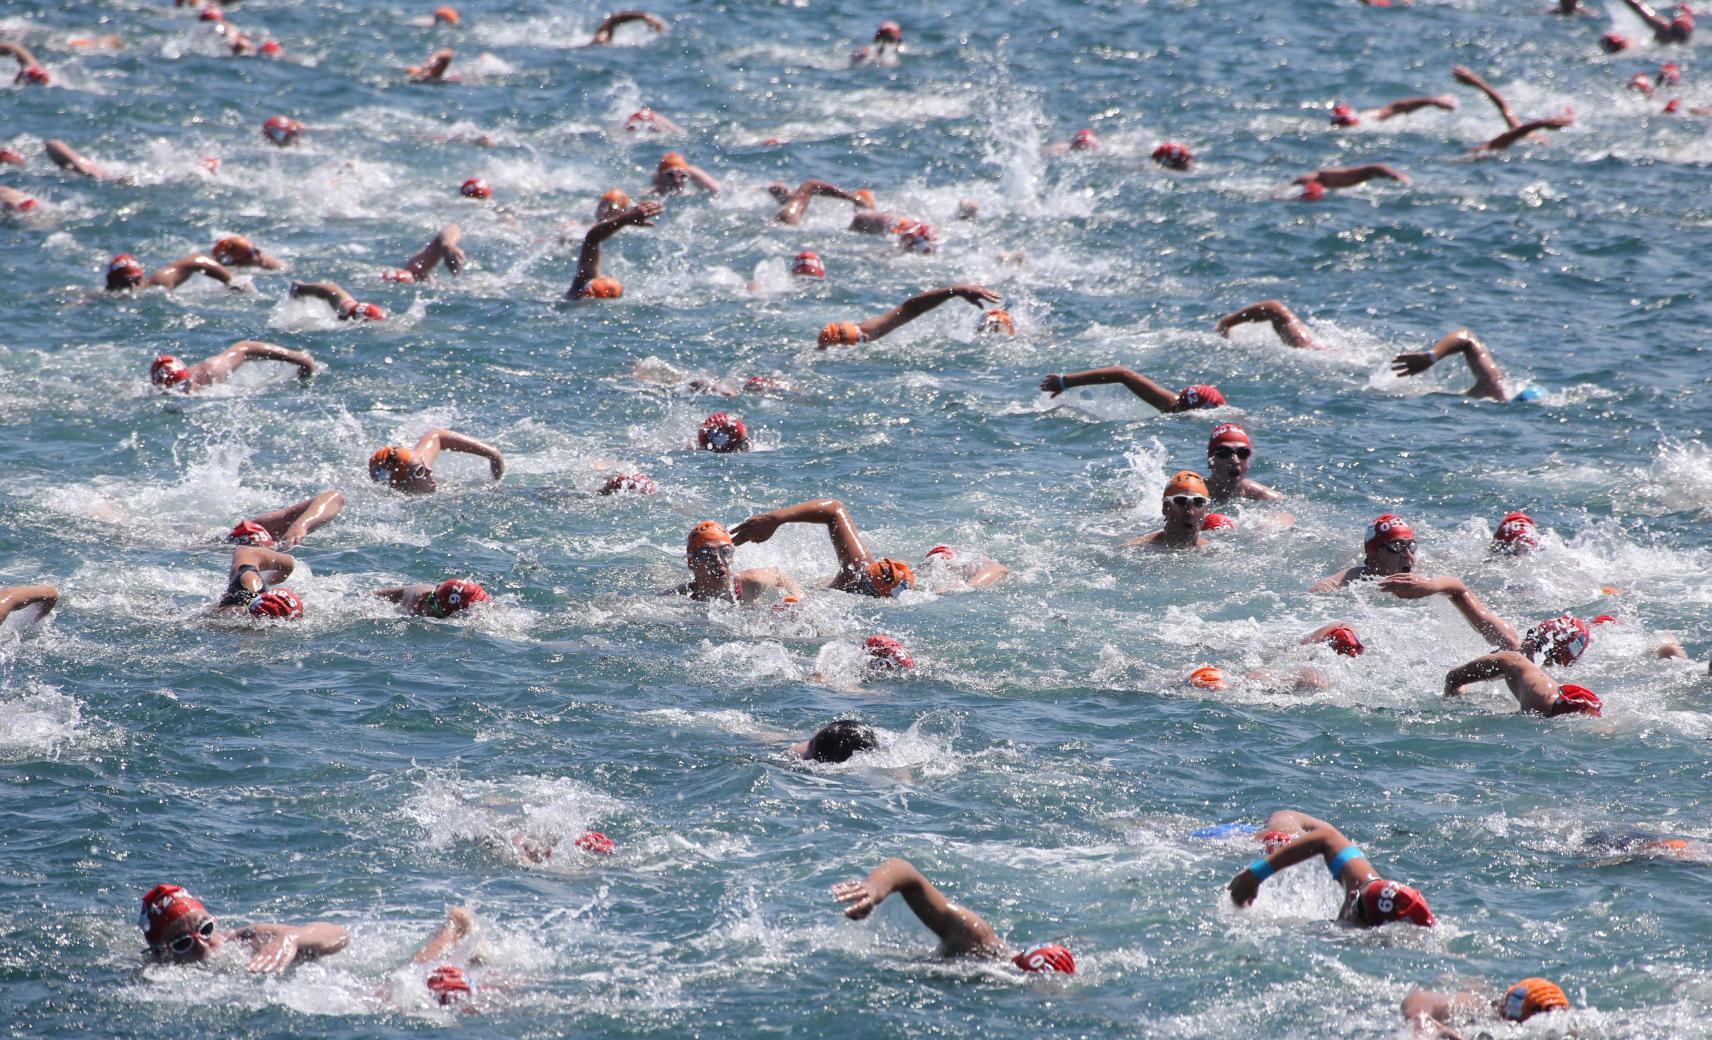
left=149, top=355, right=190, bottom=389
left=433, top=5, right=460, bottom=24
left=262, top=115, right=301, bottom=146
left=1012, top=943, right=1075, bottom=974
left=575, top=831, right=615, bottom=854
left=1599, top=31, right=1633, bottom=52
left=1070, top=128, right=1099, bottom=151
left=1320, top=625, right=1365, bottom=657
left=657, top=151, right=687, bottom=172
left=139, top=884, right=216, bottom=962
left=107, top=254, right=145, bottom=290
left=1552, top=683, right=1602, bottom=717
left=1364, top=514, right=1416, bottom=574
left=697, top=412, right=749, bottom=452
left=864, top=634, right=914, bottom=670
left=792, top=250, right=826, bottom=278
left=1502, top=978, right=1569, bottom=1021
left=625, top=108, right=658, bottom=132
left=861, top=558, right=915, bottom=598
left=338, top=299, right=387, bottom=321
left=20, top=65, right=50, bottom=86
left=1187, top=665, right=1229, bottom=690
left=249, top=588, right=304, bottom=620
left=580, top=276, right=623, bottom=299
left=977, top=309, right=1016, bottom=335
left=433, top=579, right=489, bottom=617
left=199, top=8, right=224, bottom=21
left=211, top=237, right=258, bottom=266
left=426, top=965, right=473, bottom=1007
left=874, top=20, right=903, bottom=43
left=382, top=268, right=416, bottom=283
left=805, top=719, right=879, bottom=762
left=1672, top=4, right=1694, bottom=35
left=1660, top=61, right=1683, bottom=83
left=1176, top=385, right=1225, bottom=410
left=597, top=472, right=657, bottom=495
left=258, top=39, right=282, bottom=56
left=227, top=520, right=273, bottom=547
left=1628, top=72, right=1656, bottom=95
left=1523, top=615, right=1591, bottom=667
left=1163, top=471, right=1211, bottom=516
left=1207, top=422, right=1252, bottom=478
left=1202, top=512, right=1235, bottom=532
left=897, top=222, right=938, bottom=254
left=1331, top=104, right=1360, bottom=127
left=1354, top=878, right=1433, bottom=927
left=1152, top=141, right=1193, bottom=170
left=1299, top=182, right=1326, bottom=202
left=818, top=321, right=864, bottom=348
left=597, top=188, right=631, bottom=220
left=459, top=177, right=492, bottom=199
left=1491, top=511, right=1539, bottom=555
left=1256, top=830, right=1293, bottom=854
left=687, top=521, right=736, bottom=579
left=923, top=545, right=955, bottom=566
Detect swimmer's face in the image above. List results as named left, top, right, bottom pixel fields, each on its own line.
left=1367, top=539, right=1415, bottom=576
left=1208, top=443, right=1251, bottom=482
left=153, top=910, right=220, bottom=964
left=107, top=269, right=145, bottom=291
left=1163, top=491, right=1210, bottom=525
left=688, top=543, right=735, bottom=581
left=657, top=168, right=689, bottom=192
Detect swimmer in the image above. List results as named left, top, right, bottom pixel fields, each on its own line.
left=1045, top=128, right=1100, bottom=154
left=1389, top=328, right=1508, bottom=401
left=1490, top=510, right=1539, bottom=555
left=833, top=858, right=1075, bottom=973
left=375, top=578, right=492, bottom=618
left=44, top=140, right=106, bottom=179
left=696, top=412, right=750, bottom=452
left=290, top=281, right=384, bottom=320
left=1329, top=95, right=1457, bottom=127
left=792, top=719, right=879, bottom=762
left=1312, top=513, right=1416, bottom=591
left=1583, top=827, right=1712, bottom=861
left=851, top=20, right=903, bottom=65
left=210, top=235, right=285, bottom=270
left=791, top=251, right=826, bottom=279
left=1443, top=651, right=1603, bottom=716
left=730, top=499, right=917, bottom=599
left=261, top=116, right=305, bottom=147
left=105, top=253, right=242, bottom=293
left=1471, top=113, right=1572, bottom=153
left=406, top=48, right=456, bottom=83
left=1292, top=164, right=1410, bottom=190
left=1038, top=366, right=1226, bottom=412
left=1152, top=142, right=1194, bottom=170
left=368, top=428, right=505, bottom=494
left=0, top=186, right=39, bottom=213
left=587, top=10, right=667, bottom=46
left=1205, top=423, right=1285, bottom=502
left=817, top=284, right=1001, bottom=348
left=920, top=545, right=1009, bottom=588
left=595, top=189, right=630, bottom=221
left=1124, top=471, right=1213, bottom=550
left=976, top=309, right=1015, bottom=335
left=1620, top=0, right=1695, bottom=41
left=1402, top=978, right=1571, bottom=1038
left=1227, top=810, right=1434, bottom=928
left=665, top=521, right=801, bottom=604
left=406, top=906, right=480, bottom=1010
left=622, top=107, right=682, bottom=134
left=650, top=152, right=720, bottom=195
left=1187, top=663, right=1330, bottom=694
left=213, top=546, right=303, bottom=618
left=771, top=179, right=865, bottom=226
left=0, top=43, right=49, bottom=86
left=0, top=584, right=59, bottom=627
left=1215, top=299, right=1322, bottom=350
left=1451, top=66, right=1524, bottom=132
left=138, top=884, right=347, bottom=973
left=225, top=491, right=345, bottom=550
left=396, top=224, right=466, bottom=283
left=1303, top=622, right=1366, bottom=656
left=148, top=341, right=315, bottom=392
left=847, top=191, right=918, bottom=236
left=566, top=200, right=663, bottom=300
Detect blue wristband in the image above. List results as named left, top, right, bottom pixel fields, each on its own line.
left=1327, top=845, right=1363, bottom=879
left=1246, top=858, right=1275, bottom=882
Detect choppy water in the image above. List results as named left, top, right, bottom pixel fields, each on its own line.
left=3, top=0, right=1711, bottom=1036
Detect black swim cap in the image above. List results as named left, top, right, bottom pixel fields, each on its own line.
left=806, top=720, right=878, bottom=763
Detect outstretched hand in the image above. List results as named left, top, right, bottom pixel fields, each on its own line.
left=729, top=513, right=781, bottom=545
left=1450, top=65, right=1481, bottom=87
left=1227, top=869, right=1261, bottom=907
left=832, top=878, right=887, bottom=919
left=1390, top=351, right=1436, bottom=377
left=1038, top=374, right=1067, bottom=397
left=624, top=200, right=665, bottom=226
left=239, top=926, right=301, bottom=974
left=1377, top=574, right=1445, bottom=599
left=949, top=284, right=1001, bottom=306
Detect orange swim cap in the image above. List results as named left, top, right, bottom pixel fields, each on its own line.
left=211, top=236, right=255, bottom=266
left=1163, top=470, right=1210, bottom=499
left=368, top=446, right=412, bottom=483
left=657, top=152, right=687, bottom=171
left=580, top=276, right=622, bottom=299
left=853, top=188, right=876, bottom=209
left=1187, top=666, right=1229, bottom=690
left=863, top=559, right=915, bottom=598
left=817, top=321, right=863, bottom=348
left=687, top=521, right=735, bottom=554
left=977, top=309, right=1015, bottom=335
left=1501, top=979, right=1569, bottom=1022
left=433, top=5, right=460, bottom=23
left=601, top=188, right=630, bottom=207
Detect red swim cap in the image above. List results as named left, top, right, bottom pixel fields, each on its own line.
left=199, top=8, right=224, bottom=20
left=898, top=223, right=938, bottom=253
left=1659, top=62, right=1683, bottom=84
left=262, top=116, right=301, bottom=146
left=1208, top=422, right=1249, bottom=450
left=575, top=831, right=616, bottom=855
left=459, top=178, right=492, bottom=199
left=1331, top=104, right=1360, bottom=127
left=1300, top=182, right=1326, bottom=201
left=150, top=355, right=190, bottom=388
left=250, top=589, right=304, bottom=619
left=978, top=309, right=1016, bottom=335
left=792, top=250, right=825, bottom=278
left=138, top=884, right=208, bottom=946
left=1071, top=128, right=1099, bottom=150
left=1187, top=665, right=1229, bottom=690
left=875, top=20, right=903, bottom=42
left=0, top=148, right=23, bottom=165
left=1152, top=142, right=1193, bottom=170
left=1492, top=511, right=1539, bottom=552
left=434, top=579, right=489, bottom=616
left=697, top=412, right=748, bottom=452
left=1592, top=614, right=1617, bottom=625
left=21, top=65, right=49, bottom=86
left=1321, top=625, right=1365, bottom=657
left=1364, top=514, right=1414, bottom=552
left=1600, top=31, right=1633, bottom=52
left=426, top=965, right=473, bottom=1006
left=1357, top=878, right=1433, bottom=927
left=597, top=472, right=657, bottom=495
left=580, top=276, right=622, bottom=299
left=924, top=545, right=954, bottom=562
left=1628, top=72, right=1656, bottom=95
left=13, top=197, right=36, bottom=211
left=1012, top=943, right=1075, bottom=974
left=110, top=254, right=145, bottom=281
left=258, top=39, right=282, bottom=56
left=1524, top=615, right=1591, bottom=667
left=1201, top=513, right=1235, bottom=532
left=382, top=268, right=417, bottom=283
left=339, top=300, right=387, bottom=321
left=1665, top=97, right=1683, bottom=113
left=227, top=520, right=273, bottom=547
left=624, top=108, right=658, bottom=131
left=1552, top=683, right=1603, bottom=717
left=1177, top=385, right=1225, bottom=410
left=1256, top=829, right=1293, bottom=853
left=864, top=634, right=914, bottom=669
left=742, top=375, right=785, bottom=394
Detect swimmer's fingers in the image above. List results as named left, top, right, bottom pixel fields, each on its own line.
left=1226, top=871, right=1259, bottom=907
left=247, top=933, right=298, bottom=974
left=1390, top=351, right=1434, bottom=376
left=630, top=200, right=665, bottom=225
left=1376, top=573, right=1434, bottom=599
left=1038, top=375, right=1065, bottom=397
left=729, top=515, right=779, bottom=544
left=950, top=284, right=1000, bottom=306
left=831, top=880, right=881, bottom=918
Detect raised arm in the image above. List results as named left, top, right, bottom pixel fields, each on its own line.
left=289, top=280, right=357, bottom=312
left=736, top=568, right=804, bottom=602
left=410, top=907, right=476, bottom=964
left=1619, top=0, right=1673, bottom=32
left=856, top=284, right=1000, bottom=341
left=43, top=140, right=103, bottom=178
left=1451, top=65, right=1521, bottom=128
left=1443, top=651, right=1559, bottom=712
left=773, top=180, right=860, bottom=224
left=193, top=340, right=315, bottom=385
left=1474, top=115, right=1571, bottom=153
left=412, top=429, right=505, bottom=479
left=589, top=10, right=667, bottom=44
left=252, top=490, right=344, bottom=549
left=1215, top=299, right=1322, bottom=349
left=212, top=236, right=286, bottom=270
left=1378, top=574, right=1521, bottom=649
left=1373, top=96, right=1458, bottom=120
left=1390, top=328, right=1507, bottom=401
left=568, top=201, right=661, bottom=298
left=403, top=223, right=465, bottom=282
left=408, top=48, right=455, bottom=82
left=1294, top=164, right=1410, bottom=188
left=1401, top=989, right=1473, bottom=1040
left=1038, top=366, right=1179, bottom=412
left=831, top=858, right=1003, bottom=957
left=149, top=255, right=239, bottom=290
left=731, top=498, right=870, bottom=576
left=1227, top=813, right=1372, bottom=906
left=235, top=922, right=349, bottom=974
left=232, top=546, right=296, bottom=585
left=0, top=584, right=59, bottom=625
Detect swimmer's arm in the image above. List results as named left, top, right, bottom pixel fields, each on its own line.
left=0, top=43, right=41, bottom=69
left=1301, top=622, right=1355, bottom=645
left=0, top=584, right=59, bottom=624
left=410, top=907, right=476, bottom=964
left=1309, top=567, right=1359, bottom=593
left=1377, top=574, right=1521, bottom=649
left=1401, top=989, right=1472, bottom=1039
left=1618, top=0, right=1672, bottom=32
left=270, top=490, right=344, bottom=549
left=409, top=48, right=454, bottom=82
left=737, top=567, right=802, bottom=601
left=681, top=164, right=722, bottom=193
left=848, top=210, right=894, bottom=234
left=568, top=201, right=662, bottom=298
left=1227, top=823, right=1356, bottom=905
left=964, top=561, right=1009, bottom=588
left=858, top=284, right=1001, bottom=341
left=832, top=858, right=1001, bottom=957
left=44, top=139, right=102, bottom=178
left=774, top=180, right=859, bottom=224
left=1474, top=115, right=1572, bottom=153
left=1372, top=96, right=1457, bottom=119
left=1390, top=329, right=1507, bottom=401
left=1214, top=299, right=1322, bottom=349
left=1451, top=66, right=1521, bottom=128
left=290, top=281, right=357, bottom=311
left=732, top=498, right=871, bottom=574
left=1041, top=366, right=1178, bottom=411
left=413, top=429, right=505, bottom=479
left=589, top=10, right=666, bottom=45
left=1240, top=479, right=1285, bottom=501
left=1295, top=164, right=1410, bottom=188
left=233, top=547, right=297, bottom=585
left=149, top=255, right=239, bottom=290
left=405, top=223, right=465, bottom=281
left=373, top=585, right=432, bottom=606
left=198, top=340, right=315, bottom=385
left=236, top=922, right=349, bottom=974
